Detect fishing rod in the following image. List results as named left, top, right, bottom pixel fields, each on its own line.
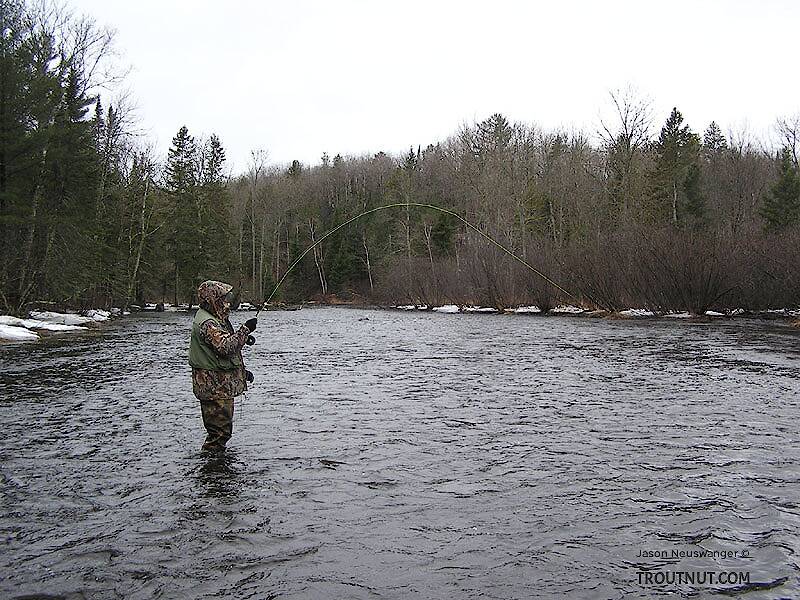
left=254, top=202, right=577, bottom=317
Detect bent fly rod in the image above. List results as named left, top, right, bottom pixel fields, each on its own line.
left=254, top=202, right=576, bottom=317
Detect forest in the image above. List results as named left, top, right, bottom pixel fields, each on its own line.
left=2, top=0, right=799, bottom=316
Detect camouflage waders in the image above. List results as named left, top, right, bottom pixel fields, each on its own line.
left=200, top=395, right=235, bottom=452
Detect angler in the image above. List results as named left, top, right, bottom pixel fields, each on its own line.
left=189, top=280, right=257, bottom=452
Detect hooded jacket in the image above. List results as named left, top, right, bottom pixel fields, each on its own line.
left=189, top=280, right=249, bottom=400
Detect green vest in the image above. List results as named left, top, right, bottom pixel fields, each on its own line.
left=188, top=308, right=243, bottom=370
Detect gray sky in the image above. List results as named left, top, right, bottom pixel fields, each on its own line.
left=70, top=0, right=799, bottom=173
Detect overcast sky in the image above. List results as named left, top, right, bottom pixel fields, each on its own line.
left=69, top=0, right=799, bottom=174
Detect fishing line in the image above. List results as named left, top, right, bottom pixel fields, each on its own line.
left=255, top=202, right=576, bottom=316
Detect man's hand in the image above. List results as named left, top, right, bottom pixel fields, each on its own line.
left=245, top=335, right=256, bottom=346
left=244, top=318, right=258, bottom=332
left=245, top=370, right=254, bottom=384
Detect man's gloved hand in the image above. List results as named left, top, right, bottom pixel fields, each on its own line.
left=246, top=335, right=256, bottom=346
left=245, top=370, right=254, bottom=384
left=244, top=317, right=258, bottom=332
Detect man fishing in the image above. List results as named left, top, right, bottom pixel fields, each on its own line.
left=189, top=280, right=257, bottom=452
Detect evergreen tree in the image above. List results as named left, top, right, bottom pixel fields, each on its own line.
left=703, top=121, right=727, bottom=153
left=476, top=113, right=513, bottom=154
left=199, top=134, right=233, bottom=278
left=761, top=147, right=800, bottom=230
left=287, top=159, right=303, bottom=180
left=682, top=163, right=706, bottom=227
left=165, top=125, right=201, bottom=303
left=430, top=211, right=458, bottom=254
left=201, top=133, right=226, bottom=185
left=403, top=146, right=417, bottom=171
left=46, top=64, right=103, bottom=302
left=165, top=125, right=197, bottom=193
left=651, top=107, right=703, bottom=225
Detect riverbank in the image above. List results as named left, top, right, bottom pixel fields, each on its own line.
left=0, top=309, right=119, bottom=343
left=304, top=293, right=800, bottom=322
left=386, top=303, right=800, bottom=323
left=2, top=302, right=798, bottom=343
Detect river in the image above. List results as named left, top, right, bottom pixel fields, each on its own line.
left=1, top=308, right=798, bottom=599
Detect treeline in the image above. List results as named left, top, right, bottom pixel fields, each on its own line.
left=231, top=107, right=800, bottom=314
left=0, top=0, right=233, bottom=313
left=2, top=0, right=799, bottom=315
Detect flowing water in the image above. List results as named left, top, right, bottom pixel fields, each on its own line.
left=0, top=308, right=798, bottom=599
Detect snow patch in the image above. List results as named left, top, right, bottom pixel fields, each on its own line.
left=764, top=308, right=800, bottom=317
left=0, top=324, right=39, bottom=342
left=29, top=311, right=95, bottom=325
left=705, top=310, right=725, bottom=317
left=0, top=316, right=86, bottom=332
left=432, top=305, right=460, bottom=313
left=513, top=306, right=542, bottom=313
left=463, top=306, right=498, bottom=313
left=619, top=309, right=655, bottom=317
left=85, top=309, right=111, bottom=321
left=0, top=308, right=121, bottom=340
left=163, top=304, right=190, bottom=312
left=665, top=312, right=692, bottom=318
left=551, top=305, right=584, bottom=314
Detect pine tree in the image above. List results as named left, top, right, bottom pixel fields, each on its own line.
left=47, top=65, right=104, bottom=302
left=199, top=134, right=233, bottom=278
left=287, top=159, right=303, bottom=180
left=761, top=147, right=800, bottom=230
left=403, top=146, right=417, bottom=171
left=165, top=125, right=200, bottom=303
left=682, top=163, right=705, bottom=226
left=91, top=97, right=105, bottom=154
left=477, top=113, right=513, bottom=153
left=201, top=133, right=226, bottom=185
left=651, top=107, right=703, bottom=225
left=165, top=125, right=197, bottom=193
left=430, top=211, right=458, bottom=255
left=703, top=121, right=727, bottom=153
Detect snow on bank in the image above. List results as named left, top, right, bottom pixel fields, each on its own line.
left=390, top=303, right=800, bottom=321
left=0, top=324, right=39, bottom=342
left=551, top=305, right=585, bottom=314
left=0, top=308, right=118, bottom=343
left=433, top=305, right=460, bottom=313
left=29, top=310, right=105, bottom=325
left=165, top=304, right=190, bottom=312
left=512, top=306, right=542, bottom=314
left=765, top=308, right=800, bottom=317
left=619, top=309, right=656, bottom=317
left=0, top=315, right=87, bottom=332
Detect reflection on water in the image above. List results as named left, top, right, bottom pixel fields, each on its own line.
left=1, top=309, right=799, bottom=599
left=197, top=450, right=244, bottom=499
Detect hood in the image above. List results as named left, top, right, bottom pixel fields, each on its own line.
left=197, top=280, right=234, bottom=320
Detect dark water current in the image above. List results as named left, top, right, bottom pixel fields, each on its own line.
left=1, top=308, right=799, bottom=599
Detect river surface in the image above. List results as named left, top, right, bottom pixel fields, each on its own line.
left=0, top=308, right=798, bottom=599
